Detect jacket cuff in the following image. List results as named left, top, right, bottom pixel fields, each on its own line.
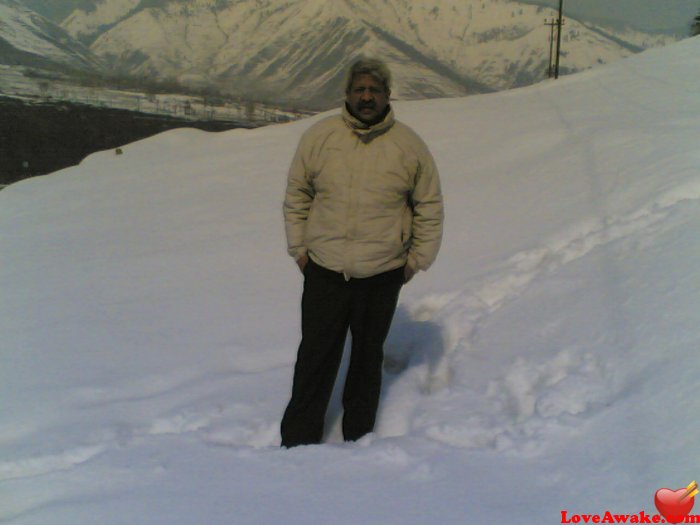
left=291, top=248, right=308, bottom=261
left=406, top=253, right=420, bottom=273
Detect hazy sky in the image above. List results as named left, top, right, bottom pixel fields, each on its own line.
left=522, top=0, right=699, bottom=35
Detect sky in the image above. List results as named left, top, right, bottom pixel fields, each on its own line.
left=2, top=34, right=700, bottom=525
left=522, top=0, right=699, bottom=35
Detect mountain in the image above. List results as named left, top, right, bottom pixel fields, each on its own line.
left=56, top=0, right=676, bottom=109
left=60, top=0, right=142, bottom=46
left=21, top=0, right=97, bottom=27
left=0, top=0, right=102, bottom=72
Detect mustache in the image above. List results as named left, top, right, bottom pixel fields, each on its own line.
left=358, top=102, right=376, bottom=109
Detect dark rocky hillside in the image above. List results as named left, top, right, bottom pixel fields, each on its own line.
left=0, top=96, right=248, bottom=186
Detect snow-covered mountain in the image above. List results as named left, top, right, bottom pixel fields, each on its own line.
left=0, top=0, right=102, bottom=72
left=57, top=0, right=676, bottom=109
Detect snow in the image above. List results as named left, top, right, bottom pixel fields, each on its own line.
left=0, top=66, right=309, bottom=125
left=2, top=36, right=700, bottom=524
left=61, top=0, right=140, bottom=41
left=67, top=0, right=679, bottom=106
left=0, top=2, right=70, bottom=61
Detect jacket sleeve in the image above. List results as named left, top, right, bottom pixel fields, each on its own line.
left=407, top=142, right=444, bottom=272
left=283, top=134, right=315, bottom=260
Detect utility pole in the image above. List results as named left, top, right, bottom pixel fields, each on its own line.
left=544, top=18, right=557, bottom=78
left=554, top=0, right=565, bottom=79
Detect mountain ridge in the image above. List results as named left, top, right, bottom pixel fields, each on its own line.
left=1, top=0, right=679, bottom=109
left=0, top=0, right=103, bottom=72
left=71, top=0, right=677, bottom=108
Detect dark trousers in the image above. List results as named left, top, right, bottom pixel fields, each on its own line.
left=281, top=259, right=404, bottom=447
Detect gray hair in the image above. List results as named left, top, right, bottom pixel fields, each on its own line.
left=344, top=58, right=392, bottom=94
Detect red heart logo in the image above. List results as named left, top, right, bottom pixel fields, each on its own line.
left=654, top=488, right=695, bottom=524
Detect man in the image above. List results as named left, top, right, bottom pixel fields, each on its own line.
left=281, top=58, right=443, bottom=447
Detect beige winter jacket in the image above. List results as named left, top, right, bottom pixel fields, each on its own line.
left=283, top=105, right=443, bottom=279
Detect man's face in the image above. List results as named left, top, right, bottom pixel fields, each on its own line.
left=346, top=73, right=390, bottom=125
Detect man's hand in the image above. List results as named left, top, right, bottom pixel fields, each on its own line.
left=296, top=254, right=309, bottom=273
left=403, top=264, right=416, bottom=283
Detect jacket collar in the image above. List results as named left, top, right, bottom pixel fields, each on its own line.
left=342, top=103, right=395, bottom=141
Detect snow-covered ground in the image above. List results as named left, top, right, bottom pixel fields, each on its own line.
left=0, top=65, right=310, bottom=125
left=2, top=36, right=700, bottom=525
